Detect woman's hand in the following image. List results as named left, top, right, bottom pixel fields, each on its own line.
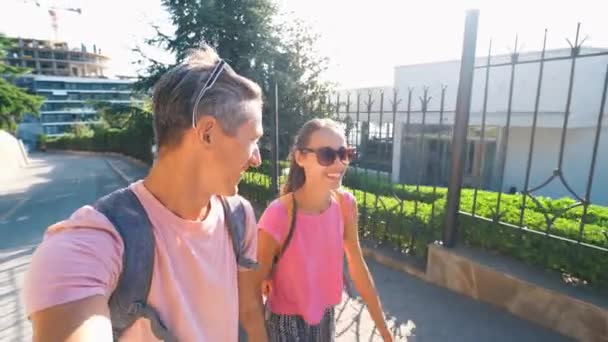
left=261, top=279, right=272, bottom=299
left=380, top=328, right=394, bottom=342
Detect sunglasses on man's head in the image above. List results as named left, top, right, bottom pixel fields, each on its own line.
left=299, top=146, right=356, bottom=166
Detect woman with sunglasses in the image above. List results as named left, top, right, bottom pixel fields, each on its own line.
left=253, top=118, right=394, bottom=341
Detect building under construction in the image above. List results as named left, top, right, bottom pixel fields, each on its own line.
left=5, top=37, right=108, bottom=78
left=4, top=37, right=141, bottom=147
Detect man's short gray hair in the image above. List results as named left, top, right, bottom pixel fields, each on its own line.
left=152, top=46, right=263, bottom=148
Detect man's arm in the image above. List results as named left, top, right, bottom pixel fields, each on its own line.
left=238, top=269, right=268, bottom=342
left=31, top=295, right=113, bottom=342
left=237, top=200, right=270, bottom=341
left=23, top=212, right=123, bottom=342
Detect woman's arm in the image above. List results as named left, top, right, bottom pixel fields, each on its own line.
left=343, top=204, right=394, bottom=342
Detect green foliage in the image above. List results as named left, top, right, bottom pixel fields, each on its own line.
left=257, top=159, right=289, bottom=176
left=343, top=170, right=608, bottom=248
left=45, top=104, right=155, bottom=164
left=0, top=34, right=44, bottom=133
left=134, top=1, right=335, bottom=159
left=68, top=123, right=94, bottom=138
left=89, top=98, right=153, bottom=129
left=135, top=0, right=277, bottom=90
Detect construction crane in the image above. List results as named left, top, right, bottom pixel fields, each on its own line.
left=21, top=0, right=82, bottom=41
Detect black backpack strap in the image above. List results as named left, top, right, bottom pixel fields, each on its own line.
left=272, top=194, right=297, bottom=266
left=220, top=196, right=258, bottom=270
left=93, top=188, right=177, bottom=342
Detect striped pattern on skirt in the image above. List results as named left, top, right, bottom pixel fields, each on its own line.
left=265, top=307, right=336, bottom=342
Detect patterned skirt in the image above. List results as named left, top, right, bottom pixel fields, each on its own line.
left=265, top=307, right=336, bottom=342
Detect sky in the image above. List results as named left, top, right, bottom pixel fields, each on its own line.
left=1, top=0, right=606, bottom=88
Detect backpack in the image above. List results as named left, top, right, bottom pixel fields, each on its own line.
left=270, top=189, right=356, bottom=298
left=93, top=187, right=258, bottom=341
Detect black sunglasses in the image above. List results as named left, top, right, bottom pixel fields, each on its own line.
left=299, top=146, right=356, bottom=166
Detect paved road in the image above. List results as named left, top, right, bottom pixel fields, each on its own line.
left=0, top=153, right=572, bottom=341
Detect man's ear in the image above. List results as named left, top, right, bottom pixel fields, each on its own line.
left=197, top=116, right=216, bottom=145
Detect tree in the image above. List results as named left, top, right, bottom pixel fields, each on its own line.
left=91, top=101, right=141, bottom=129
left=0, top=34, right=43, bottom=133
left=69, top=122, right=94, bottom=137
left=269, top=17, right=336, bottom=158
left=135, top=0, right=334, bottom=158
left=92, top=99, right=154, bottom=144
left=134, top=0, right=277, bottom=91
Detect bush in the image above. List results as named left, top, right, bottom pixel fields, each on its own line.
left=341, top=170, right=608, bottom=248
left=45, top=111, right=154, bottom=164
left=239, top=169, right=608, bottom=289
left=257, top=159, right=290, bottom=176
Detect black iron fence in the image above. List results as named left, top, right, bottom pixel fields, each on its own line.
left=241, top=11, right=608, bottom=289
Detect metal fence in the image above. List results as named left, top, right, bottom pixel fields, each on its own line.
left=246, top=10, right=608, bottom=288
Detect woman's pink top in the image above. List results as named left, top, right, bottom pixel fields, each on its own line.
left=258, top=191, right=355, bottom=324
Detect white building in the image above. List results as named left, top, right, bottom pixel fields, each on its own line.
left=340, top=47, right=608, bottom=205
left=15, top=75, right=140, bottom=148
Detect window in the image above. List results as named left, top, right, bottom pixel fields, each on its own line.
left=39, top=51, right=52, bottom=59
left=41, top=114, right=53, bottom=122
left=42, top=103, right=64, bottom=111
left=49, top=94, right=68, bottom=100
left=70, top=53, right=83, bottom=61
left=38, top=81, right=65, bottom=89
left=44, top=126, right=59, bottom=135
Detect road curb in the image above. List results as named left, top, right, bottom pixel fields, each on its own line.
left=106, top=159, right=134, bottom=184
left=361, top=247, right=428, bottom=281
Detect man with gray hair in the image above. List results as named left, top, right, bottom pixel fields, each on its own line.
left=23, top=46, right=268, bottom=341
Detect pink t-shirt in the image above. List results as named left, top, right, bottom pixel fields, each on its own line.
left=258, top=191, right=356, bottom=325
left=23, top=180, right=257, bottom=341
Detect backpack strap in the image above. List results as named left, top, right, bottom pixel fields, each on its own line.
left=220, top=196, right=259, bottom=270
left=272, top=194, right=297, bottom=268
left=93, top=188, right=176, bottom=342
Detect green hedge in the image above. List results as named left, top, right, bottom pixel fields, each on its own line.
left=240, top=170, right=608, bottom=289
left=344, top=170, right=608, bottom=249
left=44, top=122, right=154, bottom=164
